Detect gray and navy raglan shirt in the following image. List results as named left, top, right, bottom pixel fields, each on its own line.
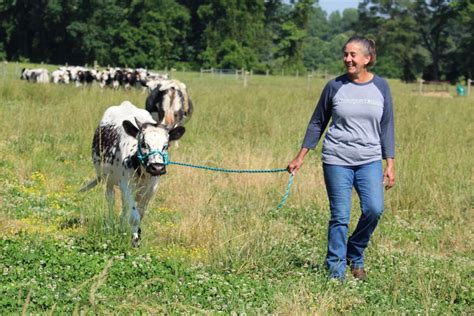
left=302, top=74, right=395, bottom=166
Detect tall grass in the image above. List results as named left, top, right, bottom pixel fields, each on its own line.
left=0, top=63, right=472, bottom=313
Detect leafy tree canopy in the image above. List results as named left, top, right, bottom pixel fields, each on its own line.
left=0, top=0, right=471, bottom=80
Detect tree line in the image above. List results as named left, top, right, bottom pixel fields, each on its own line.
left=0, top=0, right=472, bottom=82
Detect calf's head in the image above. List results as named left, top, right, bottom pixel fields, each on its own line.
left=123, top=118, right=185, bottom=176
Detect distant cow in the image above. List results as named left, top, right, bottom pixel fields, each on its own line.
left=76, top=69, right=96, bottom=86
left=82, top=101, right=185, bottom=246
left=52, top=69, right=71, bottom=84
left=20, top=68, right=49, bottom=83
left=145, top=79, right=193, bottom=129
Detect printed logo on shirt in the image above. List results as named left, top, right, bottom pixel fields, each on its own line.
left=333, top=98, right=382, bottom=107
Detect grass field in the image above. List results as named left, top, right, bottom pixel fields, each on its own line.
left=0, top=62, right=472, bottom=313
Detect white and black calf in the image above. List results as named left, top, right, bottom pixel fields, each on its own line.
left=84, top=101, right=185, bottom=246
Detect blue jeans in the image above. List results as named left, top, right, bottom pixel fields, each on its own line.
left=323, top=160, right=384, bottom=279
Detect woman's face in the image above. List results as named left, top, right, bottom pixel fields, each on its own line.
left=343, top=42, right=371, bottom=77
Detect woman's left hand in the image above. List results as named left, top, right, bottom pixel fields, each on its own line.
left=384, top=158, right=395, bottom=190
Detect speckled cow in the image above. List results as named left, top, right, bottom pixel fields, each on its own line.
left=81, top=101, right=185, bottom=246
left=145, top=79, right=193, bottom=129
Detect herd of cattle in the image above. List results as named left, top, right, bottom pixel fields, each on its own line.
left=20, top=66, right=169, bottom=90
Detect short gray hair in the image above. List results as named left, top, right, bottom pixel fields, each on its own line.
left=344, top=36, right=377, bottom=67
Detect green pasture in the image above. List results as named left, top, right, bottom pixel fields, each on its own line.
left=0, top=63, right=472, bottom=313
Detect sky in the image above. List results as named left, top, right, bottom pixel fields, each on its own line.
left=317, top=0, right=363, bottom=14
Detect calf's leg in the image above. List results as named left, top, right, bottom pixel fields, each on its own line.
left=119, top=179, right=141, bottom=247
left=135, top=177, right=160, bottom=221
left=105, top=181, right=115, bottom=229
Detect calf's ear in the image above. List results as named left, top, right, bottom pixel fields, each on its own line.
left=169, top=126, right=185, bottom=141
left=134, top=117, right=157, bottom=130
left=123, top=120, right=139, bottom=137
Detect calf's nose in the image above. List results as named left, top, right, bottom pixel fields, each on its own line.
left=146, top=163, right=166, bottom=176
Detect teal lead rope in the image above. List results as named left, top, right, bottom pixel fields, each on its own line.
left=137, top=148, right=294, bottom=209
left=168, top=161, right=295, bottom=210
left=276, top=173, right=294, bottom=209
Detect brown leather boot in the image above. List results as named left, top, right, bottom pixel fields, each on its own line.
left=351, top=267, right=367, bottom=281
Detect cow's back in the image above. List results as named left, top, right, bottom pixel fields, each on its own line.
left=100, top=101, right=152, bottom=127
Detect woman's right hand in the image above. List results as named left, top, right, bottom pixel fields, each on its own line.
left=287, top=157, right=304, bottom=175
left=287, top=148, right=309, bottom=175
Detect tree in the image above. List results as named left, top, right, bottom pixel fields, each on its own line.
left=340, top=8, right=359, bottom=32
left=274, top=20, right=307, bottom=70
left=303, top=5, right=357, bottom=74
left=195, top=0, right=266, bottom=69
left=67, top=1, right=126, bottom=66
left=176, top=0, right=207, bottom=68
left=105, top=0, right=191, bottom=69
left=357, top=0, right=458, bottom=81
left=450, top=0, right=474, bottom=81
left=327, top=11, right=343, bottom=36
left=274, top=0, right=315, bottom=72
left=0, top=0, right=469, bottom=81
left=258, top=0, right=291, bottom=71
left=303, top=33, right=348, bottom=74
left=356, top=0, right=421, bottom=80
left=307, top=5, right=329, bottom=39
left=412, top=0, right=457, bottom=80
left=1, top=0, right=50, bottom=62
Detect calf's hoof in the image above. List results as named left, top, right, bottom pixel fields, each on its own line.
left=131, top=228, right=141, bottom=248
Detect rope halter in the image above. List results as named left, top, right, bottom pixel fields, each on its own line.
left=135, top=131, right=169, bottom=166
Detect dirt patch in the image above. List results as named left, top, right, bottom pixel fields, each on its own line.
left=419, top=92, right=453, bottom=98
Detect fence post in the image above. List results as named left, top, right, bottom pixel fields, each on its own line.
left=468, top=79, right=472, bottom=96
left=266, top=69, right=269, bottom=77
left=418, top=79, right=424, bottom=93
left=307, top=74, right=312, bottom=90
left=200, top=68, right=203, bottom=78
left=2, top=61, right=6, bottom=80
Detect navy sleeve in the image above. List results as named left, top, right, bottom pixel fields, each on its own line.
left=301, top=83, right=333, bottom=149
left=379, top=80, right=395, bottom=159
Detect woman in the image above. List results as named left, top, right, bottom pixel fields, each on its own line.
left=287, top=36, right=395, bottom=280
